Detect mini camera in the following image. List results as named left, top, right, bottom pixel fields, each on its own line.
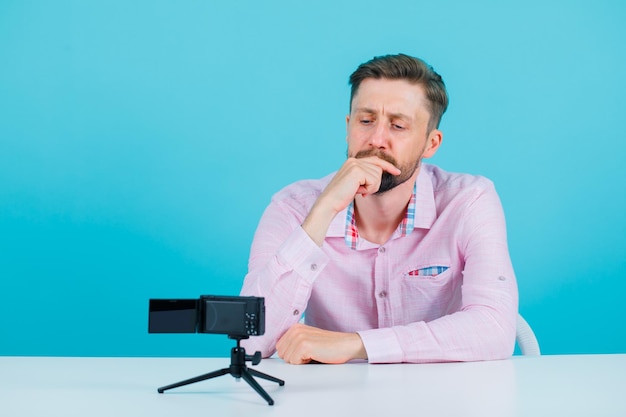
left=148, top=295, right=265, bottom=337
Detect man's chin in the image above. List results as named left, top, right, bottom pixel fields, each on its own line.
left=374, top=173, right=397, bottom=195
left=374, top=161, right=420, bottom=195
left=375, top=173, right=407, bottom=195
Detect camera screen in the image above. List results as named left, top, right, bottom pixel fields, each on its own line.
left=202, top=299, right=248, bottom=334
left=149, top=299, right=198, bottom=333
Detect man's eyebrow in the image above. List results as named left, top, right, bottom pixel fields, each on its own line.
left=352, top=107, right=377, bottom=115
left=389, top=112, right=413, bottom=122
left=353, top=107, right=413, bottom=121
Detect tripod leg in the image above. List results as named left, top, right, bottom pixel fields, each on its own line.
left=157, top=368, right=229, bottom=393
left=239, top=369, right=276, bottom=406
left=247, top=368, right=285, bottom=386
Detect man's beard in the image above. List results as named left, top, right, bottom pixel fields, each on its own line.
left=353, top=149, right=420, bottom=195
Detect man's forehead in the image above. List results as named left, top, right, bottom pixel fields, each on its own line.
left=351, top=79, right=428, bottom=115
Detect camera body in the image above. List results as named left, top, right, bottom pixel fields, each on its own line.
left=149, top=295, right=265, bottom=337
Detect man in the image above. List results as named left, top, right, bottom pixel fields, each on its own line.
left=240, top=54, right=518, bottom=364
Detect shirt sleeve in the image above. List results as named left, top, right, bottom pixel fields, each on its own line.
left=240, top=197, right=329, bottom=358
left=358, top=183, right=519, bottom=363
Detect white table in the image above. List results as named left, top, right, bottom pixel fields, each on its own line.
left=1, top=354, right=625, bottom=416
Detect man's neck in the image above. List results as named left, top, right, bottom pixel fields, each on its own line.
left=353, top=169, right=419, bottom=245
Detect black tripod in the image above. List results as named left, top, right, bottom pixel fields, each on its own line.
left=157, top=336, right=285, bottom=405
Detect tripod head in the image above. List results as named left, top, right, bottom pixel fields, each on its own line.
left=227, top=335, right=261, bottom=366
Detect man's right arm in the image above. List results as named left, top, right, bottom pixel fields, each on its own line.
left=240, top=156, right=400, bottom=356
left=240, top=192, right=330, bottom=358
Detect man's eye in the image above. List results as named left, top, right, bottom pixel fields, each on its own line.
left=392, top=124, right=405, bottom=130
left=360, top=119, right=372, bottom=125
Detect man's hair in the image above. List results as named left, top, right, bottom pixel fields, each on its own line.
left=349, top=53, right=449, bottom=131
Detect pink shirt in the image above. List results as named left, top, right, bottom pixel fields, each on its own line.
left=240, top=163, right=518, bottom=363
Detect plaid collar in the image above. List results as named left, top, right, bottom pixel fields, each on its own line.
left=344, top=180, right=417, bottom=250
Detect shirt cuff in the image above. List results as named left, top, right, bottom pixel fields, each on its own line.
left=276, top=226, right=329, bottom=285
left=357, top=327, right=404, bottom=364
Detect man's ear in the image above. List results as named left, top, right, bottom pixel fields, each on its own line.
left=422, top=129, right=443, bottom=158
left=345, top=115, right=350, bottom=143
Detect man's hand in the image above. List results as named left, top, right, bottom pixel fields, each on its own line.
left=275, top=323, right=368, bottom=364
left=302, top=156, right=401, bottom=246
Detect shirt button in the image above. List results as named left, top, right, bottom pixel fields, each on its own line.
left=310, top=263, right=317, bottom=271
left=498, top=276, right=507, bottom=281
left=293, top=309, right=300, bottom=316
left=378, top=291, right=387, bottom=298
left=378, top=247, right=386, bottom=254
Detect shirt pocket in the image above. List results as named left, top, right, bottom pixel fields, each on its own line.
left=400, top=263, right=457, bottom=323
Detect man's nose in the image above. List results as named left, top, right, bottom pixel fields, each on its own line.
left=368, top=123, right=390, bottom=149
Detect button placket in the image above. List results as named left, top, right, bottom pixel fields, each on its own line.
left=374, top=245, right=392, bottom=327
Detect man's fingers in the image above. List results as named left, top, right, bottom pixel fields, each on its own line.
left=276, top=324, right=312, bottom=364
left=301, top=154, right=403, bottom=242
left=276, top=323, right=366, bottom=365
left=356, top=155, right=401, bottom=176
left=352, top=157, right=400, bottom=196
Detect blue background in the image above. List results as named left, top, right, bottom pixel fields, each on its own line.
left=1, top=0, right=624, bottom=357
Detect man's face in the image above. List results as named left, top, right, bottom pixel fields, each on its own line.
left=346, top=78, right=440, bottom=194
